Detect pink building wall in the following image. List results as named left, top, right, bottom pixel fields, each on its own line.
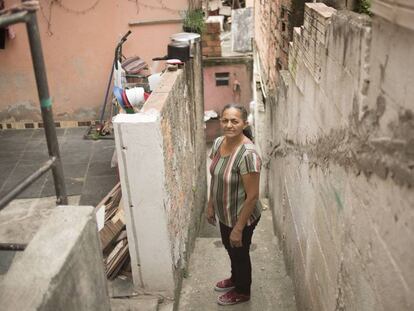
left=203, top=61, right=253, bottom=142
left=0, top=0, right=188, bottom=122
left=203, top=63, right=252, bottom=113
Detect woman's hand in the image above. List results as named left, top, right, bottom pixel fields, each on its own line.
left=206, top=203, right=216, bottom=226
left=230, top=227, right=243, bottom=248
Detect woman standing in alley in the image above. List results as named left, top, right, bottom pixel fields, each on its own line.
left=207, top=103, right=262, bottom=306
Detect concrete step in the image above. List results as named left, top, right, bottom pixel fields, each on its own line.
left=110, top=296, right=159, bottom=311
left=178, top=209, right=298, bottom=311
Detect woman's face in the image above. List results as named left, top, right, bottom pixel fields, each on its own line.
left=220, top=107, right=247, bottom=139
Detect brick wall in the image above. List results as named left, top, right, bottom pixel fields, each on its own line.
left=254, top=0, right=276, bottom=90
left=202, top=21, right=222, bottom=57
left=254, top=0, right=292, bottom=91
left=258, top=3, right=414, bottom=310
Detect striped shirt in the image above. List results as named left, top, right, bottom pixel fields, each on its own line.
left=209, top=136, right=262, bottom=227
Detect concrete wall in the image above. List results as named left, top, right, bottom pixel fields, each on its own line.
left=0, top=0, right=187, bottom=123
left=257, top=2, right=414, bottom=310
left=0, top=206, right=110, bottom=311
left=113, top=42, right=206, bottom=297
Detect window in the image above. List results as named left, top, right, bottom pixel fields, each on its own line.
left=215, top=72, right=230, bottom=86
left=282, top=22, right=286, bottom=32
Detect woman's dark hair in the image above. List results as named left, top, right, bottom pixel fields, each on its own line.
left=221, top=103, right=254, bottom=141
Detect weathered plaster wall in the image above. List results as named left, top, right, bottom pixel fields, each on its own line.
left=0, top=0, right=187, bottom=122
left=258, top=3, right=414, bottom=310
left=154, top=64, right=206, bottom=275
left=113, top=42, right=206, bottom=296
left=203, top=59, right=253, bottom=112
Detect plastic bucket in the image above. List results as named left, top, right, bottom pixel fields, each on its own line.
left=125, top=87, right=145, bottom=107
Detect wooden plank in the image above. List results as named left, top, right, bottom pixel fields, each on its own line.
left=99, top=219, right=124, bottom=252
left=94, top=182, right=121, bottom=213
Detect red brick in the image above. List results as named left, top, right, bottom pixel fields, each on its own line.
left=202, top=33, right=220, bottom=42
left=206, top=22, right=221, bottom=34
left=206, top=40, right=220, bottom=47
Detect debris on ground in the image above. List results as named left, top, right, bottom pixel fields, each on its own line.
left=95, top=182, right=131, bottom=280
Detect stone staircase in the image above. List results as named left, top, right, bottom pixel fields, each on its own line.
left=110, top=297, right=160, bottom=311
left=108, top=276, right=174, bottom=311
left=178, top=206, right=298, bottom=311
left=110, top=204, right=298, bottom=311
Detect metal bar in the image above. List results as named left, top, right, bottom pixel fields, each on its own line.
left=128, top=18, right=182, bottom=26
left=0, top=243, right=27, bottom=251
left=0, top=11, right=29, bottom=28
left=25, top=10, right=68, bottom=205
left=0, top=158, right=56, bottom=211
left=99, top=63, right=115, bottom=124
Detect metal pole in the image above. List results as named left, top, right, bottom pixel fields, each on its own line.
left=0, top=243, right=27, bottom=251
left=0, top=11, right=29, bottom=28
left=25, top=10, right=68, bottom=205
left=99, top=63, right=115, bottom=124
left=0, top=158, right=56, bottom=210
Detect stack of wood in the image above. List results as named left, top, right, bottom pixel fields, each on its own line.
left=95, top=182, right=131, bottom=280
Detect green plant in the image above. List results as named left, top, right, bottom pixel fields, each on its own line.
left=354, top=0, right=372, bottom=16
left=182, top=8, right=205, bottom=34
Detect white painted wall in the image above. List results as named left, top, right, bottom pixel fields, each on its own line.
left=113, top=112, right=175, bottom=295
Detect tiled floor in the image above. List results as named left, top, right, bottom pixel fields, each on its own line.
left=0, top=127, right=118, bottom=206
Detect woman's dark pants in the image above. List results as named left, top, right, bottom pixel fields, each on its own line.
left=219, top=217, right=260, bottom=296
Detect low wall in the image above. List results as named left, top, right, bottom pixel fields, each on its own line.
left=0, top=206, right=110, bottom=311
left=113, top=43, right=206, bottom=296
left=261, top=3, right=414, bottom=310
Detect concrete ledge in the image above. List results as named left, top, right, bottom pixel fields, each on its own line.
left=0, top=206, right=110, bottom=311
left=372, top=0, right=414, bottom=31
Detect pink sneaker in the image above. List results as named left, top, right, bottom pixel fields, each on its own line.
left=217, top=289, right=250, bottom=305
left=214, top=278, right=235, bottom=292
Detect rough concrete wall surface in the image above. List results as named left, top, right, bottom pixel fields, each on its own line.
left=371, top=0, right=414, bottom=32
left=159, top=71, right=200, bottom=270
left=0, top=206, right=110, bottom=311
left=259, top=3, right=414, bottom=310
left=185, top=39, right=208, bottom=283
left=113, top=46, right=206, bottom=296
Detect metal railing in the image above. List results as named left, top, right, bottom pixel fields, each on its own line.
left=0, top=2, right=68, bottom=216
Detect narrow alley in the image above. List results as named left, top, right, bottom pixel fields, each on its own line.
left=180, top=201, right=297, bottom=311
left=0, top=0, right=413, bottom=310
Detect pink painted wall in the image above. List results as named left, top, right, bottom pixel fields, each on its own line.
left=203, top=63, right=252, bottom=114
left=0, top=0, right=188, bottom=122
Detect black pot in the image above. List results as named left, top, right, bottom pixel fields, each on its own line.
left=167, top=41, right=190, bottom=62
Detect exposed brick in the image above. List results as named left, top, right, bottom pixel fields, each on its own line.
left=202, top=46, right=212, bottom=54
left=203, top=33, right=220, bottom=42
left=206, top=22, right=221, bottom=34
left=212, top=46, right=222, bottom=53
left=206, top=39, right=220, bottom=47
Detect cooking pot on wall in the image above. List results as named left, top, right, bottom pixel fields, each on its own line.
left=170, top=32, right=201, bottom=58
left=167, top=41, right=190, bottom=62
